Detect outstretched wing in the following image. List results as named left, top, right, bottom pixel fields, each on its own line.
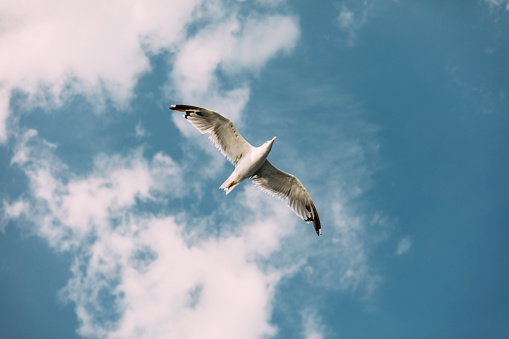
left=252, top=160, right=321, bottom=236
left=170, top=105, right=253, bottom=165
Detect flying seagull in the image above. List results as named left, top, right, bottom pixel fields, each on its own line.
left=170, top=105, right=321, bottom=236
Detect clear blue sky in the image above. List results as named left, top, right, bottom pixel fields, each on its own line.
left=1, top=1, right=508, bottom=338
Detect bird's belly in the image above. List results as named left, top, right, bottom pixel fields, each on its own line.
left=235, top=151, right=268, bottom=180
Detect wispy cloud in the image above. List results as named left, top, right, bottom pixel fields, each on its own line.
left=396, top=237, right=411, bottom=255
left=336, top=0, right=376, bottom=46
left=337, top=7, right=355, bottom=30
left=484, top=0, right=509, bottom=11
left=1, top=198, right=30, bottom=232
left=241, top=84, right=389, bottom=300
left=446, top=64, right=505, bottom=115
left=311, top=202, right=383, bottom=297
left=135, top=122, right=149, bottom=138
left=301, top=308, right=327, bottom=339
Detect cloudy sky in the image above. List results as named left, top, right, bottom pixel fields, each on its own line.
left=1, top=0, right=508, bottom=338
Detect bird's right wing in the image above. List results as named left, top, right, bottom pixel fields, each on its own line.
left=170, top=105, right=253, bottom=165
left=252, top=160, right=321, bottom=236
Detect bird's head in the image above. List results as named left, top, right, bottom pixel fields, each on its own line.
left=260, top=136, right=276, bottom=154
left=265, top=136, right=276, bottom=148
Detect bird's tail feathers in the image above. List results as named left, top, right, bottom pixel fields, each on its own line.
left=220, top=177, right=240, bottom=195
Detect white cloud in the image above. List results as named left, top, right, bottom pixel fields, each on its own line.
left=169, top=13, right=299, bottom=124
left=301, top=308, right=326, bottom=339
left=7, top=128, right=300, bottom=338
left=484, top=0, right=509, bottom=10
left=61, top=214, right=284, bottom=339
left=0, top=0, right=199, bottom=142
left=396, top=237, right=411, bottom=255
left=338, top=7, right=355, bottom=29
left=0, top=0, right=299, bottom=143
left=0, top=90, right=9, bottom=143
left=256, top=0, right=286, bottom=6
left=10, top=129, right=185, bottom=250
left=2, top=199, right=30, bottom=219
left=1, top=198, right=30, bottom=232
left=336, top=1, right=376, bottom=46
left=312, top=201, right=383, bottom=297
left=135, top=122, right=149, bottom=138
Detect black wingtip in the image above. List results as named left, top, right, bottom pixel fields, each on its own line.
left=311, top=202, right=321, bottom=236
left=170, top=105, right=194, bottom=119
left=315, top=226, right=321, bottom=236
left=169, top=104, right=208, bottom=112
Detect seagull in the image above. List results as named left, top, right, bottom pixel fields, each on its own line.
left=170, top=105, right=321, bottom=236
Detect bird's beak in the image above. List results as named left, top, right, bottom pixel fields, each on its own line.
left=271, top=136, right=277, bottom=143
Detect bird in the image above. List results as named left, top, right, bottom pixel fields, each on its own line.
left=170, top=105, right=321, bottom=236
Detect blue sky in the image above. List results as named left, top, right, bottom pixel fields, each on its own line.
left=1, top=0, right=508, bottom=338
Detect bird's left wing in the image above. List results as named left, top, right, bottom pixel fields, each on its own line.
left=170, top=105, right=253, bottom=165
left=252, top=160, right=321, bottom=236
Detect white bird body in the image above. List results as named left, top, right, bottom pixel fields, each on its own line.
left=220, top=137, right=276, bottom=194
left=170, top=104, right=322, bottom=236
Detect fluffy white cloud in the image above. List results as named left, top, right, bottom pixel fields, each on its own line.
left=8, top=128, right=297, bottom=338
left=0, top=0, right=197, bottom=142
left=0, top=0, right=299, bottom=143
left=169, top=13, right=299, bottom=126
left=10, top=129, right=185, bottom=250
left=62, top=213, right=285, bottom=339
